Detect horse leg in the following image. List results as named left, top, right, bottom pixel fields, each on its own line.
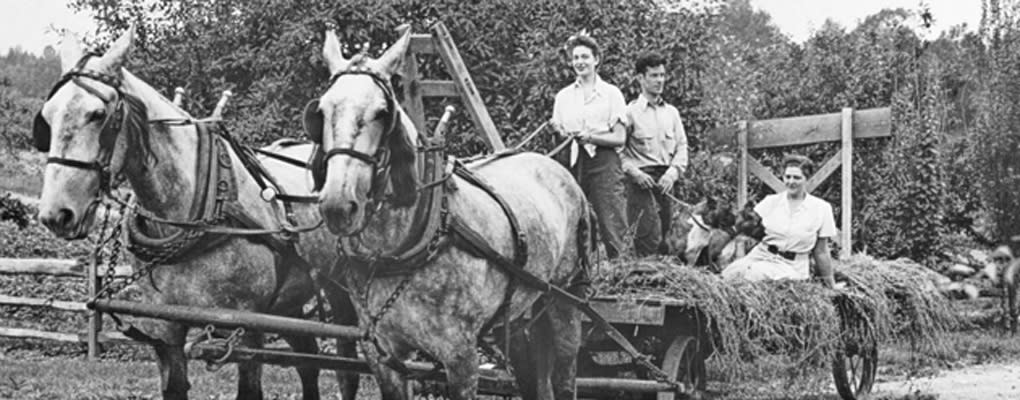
left=507, top=320, right=539, bottom=400
left=440, top=344, right=481, bottom=400
left=365, top=355, right=410, bottom=400
left=283, top=334, right=321, bottom=400
left=325, top=288, right=360, bottom=400
left=152, top=322, right=190, bottom=400
left=545, top=298, right=581, bottom=400
left=236, top=331, right=265, bottom=400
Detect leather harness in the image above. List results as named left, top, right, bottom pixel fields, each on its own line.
left=37, top=55, right=321, bottom=313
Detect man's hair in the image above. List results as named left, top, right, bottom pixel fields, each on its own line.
left=635, top=52, right=666, bottom=74
left=565, top=34, right=600, bottom=59
left=782, top=154, right=815, bottom=177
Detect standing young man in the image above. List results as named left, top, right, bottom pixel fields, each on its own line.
left=551, top=32, right=629, bottom=259
left=622, top=52, right=689, bottom=256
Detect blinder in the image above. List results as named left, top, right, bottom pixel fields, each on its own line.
left=302, top=99, right=323, bottom=144
left=33, top=113, right=51, bottom=152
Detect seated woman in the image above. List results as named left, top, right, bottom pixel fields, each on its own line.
left=721, top=155, right=837, bottom=288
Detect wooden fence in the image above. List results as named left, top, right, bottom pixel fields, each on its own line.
left=0, top=257, right=133, bottom=359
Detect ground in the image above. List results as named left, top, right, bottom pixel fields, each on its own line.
left=875, top=361, right=1020, bottom=400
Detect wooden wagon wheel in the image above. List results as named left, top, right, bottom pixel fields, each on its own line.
left=831, top=339, right=878, bottom=400
left=652, top=334, right=707, bottom=400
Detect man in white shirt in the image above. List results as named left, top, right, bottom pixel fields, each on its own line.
left=550, top=33, right=628, bottom=259
left=721, top=155, right=837, bottom=287
left=621, top=51, right=688, bottom=256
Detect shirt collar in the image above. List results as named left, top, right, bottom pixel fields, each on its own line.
left=635, top=93, right=665, bottom=109
left=572, top=75, right=608, bottom=96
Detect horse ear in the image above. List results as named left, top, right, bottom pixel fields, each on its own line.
left=59, top=32, right=84, bottom=73
left=387, top=110, right=419, bottom=207
left=323, top=29, right=349, bottom=75
left=302, top=100, right=323, bottom=143
left=374, top=24, right=412, bottom=77
left=96, top=25, right=135, bottom=73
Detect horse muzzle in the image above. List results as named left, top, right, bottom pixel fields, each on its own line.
left=38, top=199, right=98, bottom=240
left=319, top=192, right=365, bottom=235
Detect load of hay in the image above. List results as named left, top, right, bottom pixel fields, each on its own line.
left=590, top=254, right=963, bottom=380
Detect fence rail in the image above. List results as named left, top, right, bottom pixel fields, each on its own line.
left=0, top=257, right=131, bottom=358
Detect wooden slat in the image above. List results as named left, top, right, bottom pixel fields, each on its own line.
left=0, top=294, right=87, bottom=311
left=747, top=107, right=890, bottom=149
left=747, top=156, right=785, bottom=193
left=806, top=149, right=843, bottom=193
left=400, top=52, right=426, bottom=133
left=0, top=258, right=132, bottom=278
left=841, top=107, right=854, bottom=259
left=584, top=300, right=665, bottom=325
left=707, top=107, right=891, bottom=149
left=0, top=327, right=131, bottom=344
left=430, top=22, right=505, bottom=151
left=420, top=80, right=459, bottom=97
left=408, top=34, right=435, bottom=54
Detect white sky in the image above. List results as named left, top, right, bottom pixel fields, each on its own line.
left=750, top=0, right=983, bottom=42
left=0, top=0, right=986, bottom=56
left=0, top=0, right=93, bottom=55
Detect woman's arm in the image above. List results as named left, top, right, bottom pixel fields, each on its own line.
left=812, top=238, right=836, bottom=288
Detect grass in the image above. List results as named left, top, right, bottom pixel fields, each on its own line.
left=0, top=356, right=379, bottom=400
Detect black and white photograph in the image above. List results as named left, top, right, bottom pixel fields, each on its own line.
left=2, top=0, right=1016, bottom=399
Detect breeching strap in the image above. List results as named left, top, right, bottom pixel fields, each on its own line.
left=446, top=216, right=686, bottom=394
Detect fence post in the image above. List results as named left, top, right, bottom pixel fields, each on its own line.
left=736, top=120, right=749, bottom=256
left=87, top=255, right=101, bottom=360
left=840, top=108, right=853, bottom=259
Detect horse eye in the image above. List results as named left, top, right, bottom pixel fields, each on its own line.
left=374, top=109, right=391, bottom=121
left=88, top=110, right=107, bottom=123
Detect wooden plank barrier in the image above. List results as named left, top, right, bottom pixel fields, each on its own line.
left=0, top=257, right=135, bottom=359
left=727, top=107, right=892, bottom=259
left=0, top=257, right=132, bottom=278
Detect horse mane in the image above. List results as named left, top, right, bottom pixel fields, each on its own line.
left=122, top=92, right=158, bottom=172
left=387, top=110, right=419, bottom=207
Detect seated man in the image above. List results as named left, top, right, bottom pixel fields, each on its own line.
left=721, top=155, right=837, bottom=287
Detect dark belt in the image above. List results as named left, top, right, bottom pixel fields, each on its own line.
left=766, top=244, right=797, bottom=261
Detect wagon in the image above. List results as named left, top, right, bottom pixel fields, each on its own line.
left=576, top=293, right=878, bottom=400
left=92, top=282, right=878, bottom=400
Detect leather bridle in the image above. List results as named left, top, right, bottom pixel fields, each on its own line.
left=317, top=67, right=402, bottom=207
left=37, top=54, right=129, bottom=193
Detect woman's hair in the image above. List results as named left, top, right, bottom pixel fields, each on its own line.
left=782, top=154, right=815, bottom=177
left=565, top=33, right=600, bottom=59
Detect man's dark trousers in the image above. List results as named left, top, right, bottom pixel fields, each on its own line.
left=625, top=165, right=673, bottom=257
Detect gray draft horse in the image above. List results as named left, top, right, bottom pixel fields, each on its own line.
left=34, top=28, right=357, bottom=400
left=306, top=25, right=588, bottom=400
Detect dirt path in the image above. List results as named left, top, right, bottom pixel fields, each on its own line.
left=874, top=361, right=1020, bottom=399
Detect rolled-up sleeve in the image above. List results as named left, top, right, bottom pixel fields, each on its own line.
left=608, top=87, right=627, bottom=129
left=818, top=202, right=837, bottom=238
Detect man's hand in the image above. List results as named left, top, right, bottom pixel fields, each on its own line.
left=657, top=167, right=679, bottom=194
